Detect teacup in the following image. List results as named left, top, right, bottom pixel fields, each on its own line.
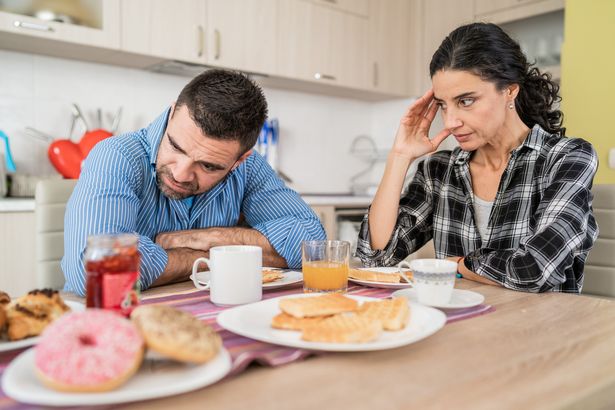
left=397, top=259, right=457, bottom=305
left=191, top=245, right=263, bottom=306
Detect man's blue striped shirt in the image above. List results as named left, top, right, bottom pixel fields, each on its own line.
left=62, top=108, right=325, bottom=296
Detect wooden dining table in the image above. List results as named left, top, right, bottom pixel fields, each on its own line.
left=78, top=279, right=615, bottom=410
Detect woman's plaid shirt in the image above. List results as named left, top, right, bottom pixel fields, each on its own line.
left=357, top=125, right=598, bottom=293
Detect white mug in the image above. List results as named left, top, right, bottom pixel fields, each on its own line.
left=191, top=245, right=263, bottom=306
left=398, top=259, right=457, bottom=305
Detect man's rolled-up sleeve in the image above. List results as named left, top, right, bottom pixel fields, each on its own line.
left=61, top=141, right=168, bottom=296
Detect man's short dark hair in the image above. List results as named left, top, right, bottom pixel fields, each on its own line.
left=175, top=69, right=268, bottom=153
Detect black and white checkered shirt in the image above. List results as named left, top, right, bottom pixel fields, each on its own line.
left=357, top=125, right=598, bottom=293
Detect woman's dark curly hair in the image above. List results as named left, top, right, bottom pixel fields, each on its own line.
left=429, top=22, right=564, bottom=135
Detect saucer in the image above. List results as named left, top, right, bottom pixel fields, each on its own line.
left=391, top=288, right=485, bottom=309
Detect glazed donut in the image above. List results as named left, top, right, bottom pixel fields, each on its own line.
left=35, top=309, right=144, bottom=392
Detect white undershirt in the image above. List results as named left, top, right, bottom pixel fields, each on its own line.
left=473, top=195, right=494, bottom=242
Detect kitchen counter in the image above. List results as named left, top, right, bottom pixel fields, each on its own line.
left=300, top=194, right=372, bottom=207
left=0, top=195, right=372, bottom=213
left=0, top=197, right=35, bottom=212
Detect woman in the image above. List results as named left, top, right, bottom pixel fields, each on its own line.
left=356, top=23, right=598, bottom=293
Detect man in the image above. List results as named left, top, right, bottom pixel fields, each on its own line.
left=62, top=69, right=325, bottom=296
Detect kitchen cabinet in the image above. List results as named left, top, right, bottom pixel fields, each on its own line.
left=121, top=0, right=207, bottom=64
left=0, top=211, right=36, bottom=297
left=0, top=0, right=120, bottom=56
left=206, top=0, right=277, bottom=75
left=309, top=0, right=369, bottom=17
left=474, top=0, right=563, bottom=23
left=418, top=0, right=475, bottom=92
left=277, top=0, right=370, bottom=90
left=368, top=0, right=418, bottom=96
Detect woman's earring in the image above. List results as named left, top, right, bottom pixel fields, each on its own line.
left=509, top=103, right=514, bottom=109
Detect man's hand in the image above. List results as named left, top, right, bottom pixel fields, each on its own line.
left=155, top=226, right=288, bottom=268
left=156, top=228, right=221, bottom=251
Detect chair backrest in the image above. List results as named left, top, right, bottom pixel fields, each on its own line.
left=35, top=179, right=77, bottom=289
left=583, top=184, right=615, bottom=298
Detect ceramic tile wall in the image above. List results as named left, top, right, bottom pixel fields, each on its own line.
left=0, top=49, right=433, bottom=193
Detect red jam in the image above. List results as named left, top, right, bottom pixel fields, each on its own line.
left=85, top=234, right=141, bottom=316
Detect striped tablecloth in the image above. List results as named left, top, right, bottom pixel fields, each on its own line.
left=0, top=284, right=494, bottom=409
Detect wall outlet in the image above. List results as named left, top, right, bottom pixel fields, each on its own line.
left=610, top=148, right=615, bottom=169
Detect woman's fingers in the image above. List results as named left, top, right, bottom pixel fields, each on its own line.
left=404, top=89, right=434, bottom=122
left=429, top=128, right=451, bottom=150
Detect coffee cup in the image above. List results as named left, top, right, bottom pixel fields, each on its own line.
left=397, top=258, right=457, bottom=305
left=191, top=245, right=263, bottom=306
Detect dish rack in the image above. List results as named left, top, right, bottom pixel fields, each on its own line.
left=348, top=135, right=388, bottom=196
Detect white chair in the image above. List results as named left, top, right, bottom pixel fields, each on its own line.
left=35, top=179, right=77, bottom=289
left=583, top=184, right=615, bottom=298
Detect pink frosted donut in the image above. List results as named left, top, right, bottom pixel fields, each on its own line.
left=35, top=309, right=144, bottom=392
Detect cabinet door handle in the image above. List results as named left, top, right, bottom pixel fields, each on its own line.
left=14, top=20, right=54, bottom=32
left=373, top=62, right=379, bottom=87
left=322, top=0, right=338, bottom=3
left=197, top=25, right=204, bottom=57
left=314, top=72, right=336, bottom=81
left=214, top=29, right=221, bottom=60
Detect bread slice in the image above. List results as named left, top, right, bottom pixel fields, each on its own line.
left=279, top=294, right=359, bottom=318
left=358, top=297, right=410, bottom=331
left=301, top=313, right=382, bottom=343
left=271, top=313, right=329, bottom=331
left=349, top=269, right=406, bottom=283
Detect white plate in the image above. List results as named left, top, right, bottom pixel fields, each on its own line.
left=191, top=268, right=303, bottom=290
left=348, top=267, right=413, bottom=289
left=392, top=288, right=485, bottom=309
left=0, top=301, right=85, bottom=353
left=217, top=294, right=446, bottom=352
left=2, top=347, right=232, bottom=407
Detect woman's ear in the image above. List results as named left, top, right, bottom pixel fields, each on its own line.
left=507, top=84, right=520, bottom=99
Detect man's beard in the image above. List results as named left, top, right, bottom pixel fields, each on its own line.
left=155, top=166, right=199, bottom=200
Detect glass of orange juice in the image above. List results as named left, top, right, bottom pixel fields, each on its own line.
left=302, top=240, right=350, bottom=293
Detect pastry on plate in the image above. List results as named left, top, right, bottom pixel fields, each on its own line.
left=5, top=289, right=71, bottom=341
left=131, top=304, right=221, bottom=364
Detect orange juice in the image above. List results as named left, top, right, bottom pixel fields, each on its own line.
left=302, top=261, right=349, bottom=293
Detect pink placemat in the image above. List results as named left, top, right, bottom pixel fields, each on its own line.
left=0, top=284, right=494, bottom=409
left=139, top=284, right=495, bottom=375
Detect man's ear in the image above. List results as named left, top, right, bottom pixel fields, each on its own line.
left=169, top=102, right=177, bottom=117
left=233, top=149, right=253, bottom=170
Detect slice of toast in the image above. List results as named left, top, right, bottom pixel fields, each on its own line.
left=349, top=269, right=406, bottom=283
left=301, top=313, right=382, bottom=343
left=279, top=294, right=359, bottom=318
left=271, top=313, right=329, bottom=331
left=357, top=297, right=410, bottom=331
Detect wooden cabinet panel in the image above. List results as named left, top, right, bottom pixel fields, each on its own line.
left=368, top=0, right=414, bottom=96
left=310, top=0, right=369, bottom=17
left=0, top=0, right=120, bottom=49
left=0, top=212, right=36, bottom=297
left=475, top=0, right=543, bottom=16
left=278, top=0, right=369, bottom=90
left=121, top=0, right=206, bottom=63
left=207, top=0, right=277, bottom=75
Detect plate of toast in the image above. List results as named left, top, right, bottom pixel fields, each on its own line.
left=191, top=268, right=303, bottom=291
left=348, top=267, right=413, bottom=289
left=217, top=293, right=446, bottom=352
left=0, top=289, right=85, bottom=352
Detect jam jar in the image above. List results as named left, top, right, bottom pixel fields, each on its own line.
left=84, top=233, right=141, bottom=316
